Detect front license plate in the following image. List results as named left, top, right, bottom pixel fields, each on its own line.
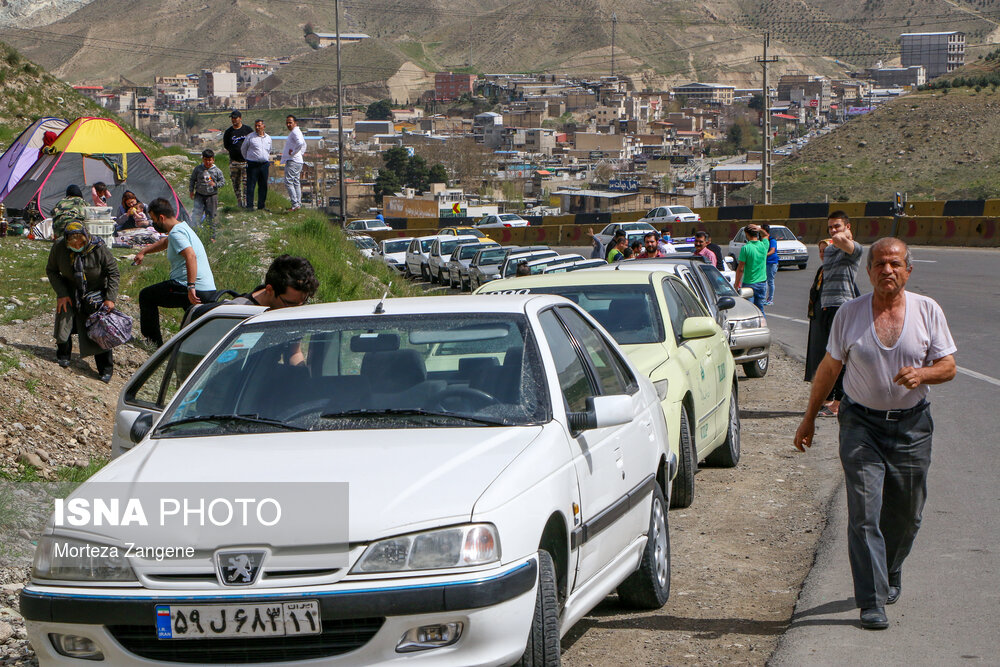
left=156, top=600, right=321, bottom=639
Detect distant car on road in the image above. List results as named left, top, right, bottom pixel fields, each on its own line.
left=594, top=221, right=657, bottom=248
left=640, top=206, right=701, bottom=224
left=446, top=240, right=500, bottom=290
left=428, top=235, right=479, bottom=283
left=346, top=218, right=392, bottom=232
left=474, top=213, right=530, bottom=228
left=728, top=224, right=809, bottom=270
left=438, top=226, right=488, bottom=239
left=405, top=234, right=449, bottom=280
left=348, top=234, right=378, bottom=258
left=379, top=236, right=413, bottom=274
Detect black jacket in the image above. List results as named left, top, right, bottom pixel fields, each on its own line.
left=222, top=125, right=254, bottom=162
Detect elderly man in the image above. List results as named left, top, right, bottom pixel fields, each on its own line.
left=793, top=238, right=956, bottom=631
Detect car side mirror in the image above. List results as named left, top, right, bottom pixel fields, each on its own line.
left=716, top=296, right=736, bottom=311
left=796, top=235, right=804, bottom=241
left=681, top=316, right=718, bottom=340
left=568, top=395, right=633, bottom=432
left=739, top=287, right=753, bottom=300
left=130, top=413, right=154, bottom=444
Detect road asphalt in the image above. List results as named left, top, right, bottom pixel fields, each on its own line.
left=563, top=243, right=999, bottom=662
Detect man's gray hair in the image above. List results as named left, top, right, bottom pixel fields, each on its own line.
left=867, top=237, right=912, bottom=270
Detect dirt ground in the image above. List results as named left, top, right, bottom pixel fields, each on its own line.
left=0, top=302, right=844, bottom=664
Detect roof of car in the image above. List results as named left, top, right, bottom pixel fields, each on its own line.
left=414, top=233, right=454, bottom=241
left=382, top=236, right=414, bottom=244
left=249, top=294, right=572, bottom=322
left=480, top=269, right=670, bottom=291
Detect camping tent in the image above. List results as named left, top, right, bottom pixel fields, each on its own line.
left=0, top=117, right=69, bottom=201
left=2, top=117, right=188, bottom=221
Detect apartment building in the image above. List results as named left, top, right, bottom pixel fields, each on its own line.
left=672, top=82, right=735, bottom=105
left=864, top=65, right=926, bottom=88
left=435, top=72, right=477, bottom=101
left=900, top=31, right=965, bottom=79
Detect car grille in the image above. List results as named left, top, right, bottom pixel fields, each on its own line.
left=107, top=617, right=384, bottom=664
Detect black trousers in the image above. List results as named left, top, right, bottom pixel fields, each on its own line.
left=57, top=333, right=112, bottom=374
left=245, top=161, right=269, bottom=210
left=839, top=396, right=933, bottom=609
left=816, top=305, right=847, bottom=400
left=139, top=280, right=216, bottom=347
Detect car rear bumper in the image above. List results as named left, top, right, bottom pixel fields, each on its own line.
left=729, top=329, right=771, bottom=363
left=23, top=559, right=537, bottom=666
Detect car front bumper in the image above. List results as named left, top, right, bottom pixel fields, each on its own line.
left=729, top=329, right=771, bottom=364
left=777, top=253, right=808, bottom=266
left=22, top=558, right=537, bottom=666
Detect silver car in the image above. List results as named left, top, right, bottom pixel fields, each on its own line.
left=474, top=213, right=530, bottom=228
left=405, top=234, right=450, bottom=280
left=446, top=241, right=500, bottom=290
left=428, top=235, right=479, bottom=284
left=499, top=249, right=559, bottom=280
left=469, top=246, right=539, bottom=290
left=379, top=237, right=414, bottom=274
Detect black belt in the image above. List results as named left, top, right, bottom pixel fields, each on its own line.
left=846, top=398, right=928, bottom=422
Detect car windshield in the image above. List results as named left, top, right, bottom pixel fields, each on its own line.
left=439, top=239, right=463, bottom=254
left=476, top=249, right=507, bottom=265
left=623, top=222, right=652, bottom=231
left=769, top=227, right=796, bottom=241
left=504, top=253, right=552, bottom=277
left=499, top=214, right=522, bottom=221
left=352, top=236, right=376, bottom=249
left=383, top=240, right=409, bottom=253
left=668, top=206, right=693, bottom=214
left=458, top=244, right=491, bottom=260
left=154, top=314, right=550, bottom=436
left=507, top=285, right=664, bottom=345
left=699, top=264, right=739, bottom=297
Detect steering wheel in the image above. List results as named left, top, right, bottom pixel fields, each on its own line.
left=432, top=387, right=497, bottom=413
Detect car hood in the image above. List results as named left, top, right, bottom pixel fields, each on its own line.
left=84, top=427, right=543, bottom=545
left=620, top=342, right=670, bottom=377
left=729, top=297, right=764, bottom=321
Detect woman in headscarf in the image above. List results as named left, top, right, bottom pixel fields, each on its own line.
left=114, top=190, right=149, bottom=232
left=45, top=221, right=120, bottom=382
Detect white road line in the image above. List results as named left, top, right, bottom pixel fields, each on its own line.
left=766, top=313, right=809, bottom=325
left=765, top=313, right=1000, bottom=387
left=911, top=259, right=937, bottom=263
left=957, top=367, right=1000, bottom=387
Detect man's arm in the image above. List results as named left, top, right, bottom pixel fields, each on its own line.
left=223, top=129, right=233, bottom=152
left=180, top=247, right=202, bottom=305
left=830, top=226, right=856, bottom=254
left=734, top=261, right=745, bottom=288
left=894, top=354, right=957, bottom=389
left=134, top=236, right=169, bottom=263
left=793, top=353, right=845, bottom=451
left=767, top=241, right=776, bottom=257
left=240, top=137, right=250, bottom=160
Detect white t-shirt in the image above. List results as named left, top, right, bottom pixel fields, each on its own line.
left=827, top=292, right=956, bottom=410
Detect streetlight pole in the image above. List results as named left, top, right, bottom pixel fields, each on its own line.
left=335, top=0, right=347, bottom=226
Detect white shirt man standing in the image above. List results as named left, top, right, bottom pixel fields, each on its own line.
left=282, top=115, right=306, bottom=212
left=240, top=119, right=272, bottom=210
left=793, top=237, right=956, bottom=631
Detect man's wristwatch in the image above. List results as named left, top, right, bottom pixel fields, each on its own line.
left=187, top=283, right=195, bottom=289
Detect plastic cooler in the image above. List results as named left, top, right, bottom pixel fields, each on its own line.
left=84, top=206, right=112, bottom=220
left=86, top=221, right=114, bottom=244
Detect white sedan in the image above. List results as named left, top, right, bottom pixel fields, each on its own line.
left=593, top=221, right=657, bottom=248
left=346, top=219, right=392, bottom=232
left=474, top=213, right=530, bottom=228
left=639, top=206, right=701, bottom=224
left=379, top=237, right=414, bottom=274
left=24, top=295, right=675, bottom=667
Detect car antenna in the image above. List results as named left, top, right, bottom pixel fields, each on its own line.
left=374, top=283, right=391, bottom=314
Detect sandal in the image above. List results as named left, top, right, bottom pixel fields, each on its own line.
left=817, top=406, right=837, bottom=418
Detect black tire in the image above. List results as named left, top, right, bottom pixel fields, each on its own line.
left=438, top=267, right=446, bottom=284
left=617, top=484, right=671, bottom=609
left=706, top=384, right=741, bottom=467
left=403, top=265, right=412, bottom=279
left=670, top=405, right=696, bottom=509
left=798, top=263, right=807, bottom=270
left=516, top=551, right=561, bottom=667
left=743, top=354, right=769, bottom=378
left=421, top=265, right=429, bottom=282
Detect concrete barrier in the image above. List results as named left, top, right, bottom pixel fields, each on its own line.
left=754, top=204, right=791, bottom=220
left=906, top=201, right=945, bottom=217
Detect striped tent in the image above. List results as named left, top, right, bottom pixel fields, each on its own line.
left=0, top=117, right=68, bottom=201
left=3, top=117, right=188, bottom=221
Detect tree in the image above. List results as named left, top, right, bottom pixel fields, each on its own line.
left=428, top=163, right=448, bottom=184
left=406, top=155, right=429, bottom=191
left=382, top=146, right=411, bottom=179
left=374, top=170, right=401, bottom=203
left=727, top=123, right=744, bottom=148
left=748, top=93, right=765, bottom=111
left=366, top=99, right=393, bottom=120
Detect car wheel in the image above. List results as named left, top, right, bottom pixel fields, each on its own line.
left=798, top=263, right=807, bottom=270
left=706, top=384, right=741, bottom=467
left=617, top=483, right=670, bottom=609
left=403, top=265, right=412, bottom=279
left=421, top=265, right=429, bottom=281
left=670, top=404, right=696, bottom=509
left=743, top=354, right=769, bottom=378
left=515, top=550, right=561, bottom=667
left=438, top=268, right=446, bottom=284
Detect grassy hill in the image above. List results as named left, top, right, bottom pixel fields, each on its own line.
left=736, top=86, right=1000, bottom=204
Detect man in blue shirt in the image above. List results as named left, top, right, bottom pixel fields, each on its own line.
left=135, top=198, right=217, bottom=347
left=761, top=223, right=779, bottom=305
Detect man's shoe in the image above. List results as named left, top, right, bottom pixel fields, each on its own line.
left=57, top=358, right=70, bottom=368
left=887, top=584, right=901, bottom=605
left=860, top=607, right=889, bottom=630
left=99, top=371, right=113, bottom=384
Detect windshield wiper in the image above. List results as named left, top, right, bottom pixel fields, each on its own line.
left=156, top=414, right=308, bottom=433
left=319, top=408, right=506, bottom=426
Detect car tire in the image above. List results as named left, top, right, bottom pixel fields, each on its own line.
left=516, top=550, right=561, bottom=667
left=670, top=405, right=696, bottom=509
left=403, top=265, right=412, bottom=279
left=743, top=354, right=769, bottom=378
left=438, top=268, right=446, bottom=284
left=706, top=384, right=741, bottom=467
left=617, top=484, right=670, bottom=609
left=798, top=263, right=807, bottom=270
left=421, top=265, right=429, bottom=282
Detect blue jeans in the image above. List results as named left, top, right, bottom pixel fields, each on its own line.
left=765, top=263, right=778, bottom=302
left=746, top=281, right=767, bottom=311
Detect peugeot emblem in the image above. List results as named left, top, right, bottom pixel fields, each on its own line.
left=215, top=549, right=266, bottom=586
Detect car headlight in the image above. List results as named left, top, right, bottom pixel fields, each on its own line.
left=352, top=524, right=500, bottom=573
left=32, top=536, right=137, bottom=582
left=735, top=317, right=762, bottom=329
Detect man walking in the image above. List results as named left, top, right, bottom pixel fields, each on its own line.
left=135, top=198, right=216, bottom=347
left=241, top=119, right=272, bottom=210
left=734, top=224, right=768, bottom=311
left=793, top=238, right=956, bottom=631
left=222, top=111, right=253, bottom=208
left=816, top=211, right=863, bottom=416
left=761, top=223, right=779, bottom=305
left=282, top=115, right=306, bottom=211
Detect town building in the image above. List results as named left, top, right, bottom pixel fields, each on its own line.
left=314, top=33, right=370, bottom=48
left=672, top=83, right=735, bottom=105
left=777, top=75, right=832, bottom=112
left=864, top=65, right=926, bottom=88
left=900, top=31, right=965, bottom=79
left=435, top=72, right=477, bottom=101
left=198, top=70, right=238, bottom=102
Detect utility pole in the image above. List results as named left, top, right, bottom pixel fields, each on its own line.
left=610, top=12, right=617, bottom=77
left=334, top=0, right=347, bottom=225
left=756, top=33, right=779, bottom=205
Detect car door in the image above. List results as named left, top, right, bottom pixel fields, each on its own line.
left=405, top=238, right=420, bottom=274
left=661, top=278, right=726, bottom=452
left=729, top=228, right=746, bottom=260
left=111, top=307, right=264, bottom=457
left=537, top=307, right=644, bottom=590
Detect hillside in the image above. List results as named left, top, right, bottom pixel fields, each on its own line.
left=737, top=87, right=1000, bottom=203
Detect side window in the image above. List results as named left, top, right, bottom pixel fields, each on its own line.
left=408, top=239, right=417, bottom=252
left=674, top=280, right=710, bottom=318
left=129, top=317, right=247, bottom=408
left=538, top=309, right=595, bottom=413
left=660, top=280, right=688, bottom=344
left=734, top=230, right=745, bottom=243
left=557, top=307, right=633, bottom=395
